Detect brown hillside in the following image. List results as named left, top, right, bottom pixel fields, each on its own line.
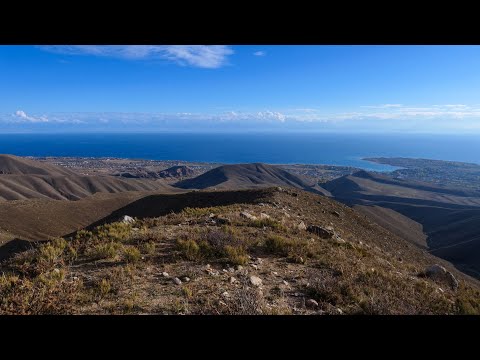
left=174, top=163, right=331, bottom=196
left=1, top=187, right=479, bottom=315
left=323, top=170, right=480, bottom=279
left=0, top=155, right=177, bottom=201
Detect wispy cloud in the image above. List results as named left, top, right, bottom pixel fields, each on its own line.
left=3, top=104, right=480, bottom=133
left=253, top=51, right=266, bottom=57
left=39, top=45, right=234, bottom=68
left=14, top=110, right=49, bottom=123
left=1, top=110, right=288, bottom=125
left=351, top=104, right=480, bottom=120
left=361, top=104, right=403, bottom=109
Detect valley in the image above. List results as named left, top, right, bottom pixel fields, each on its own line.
left=1, top=154, right=480, bottom=314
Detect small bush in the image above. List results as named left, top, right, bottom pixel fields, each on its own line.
left=97, top=279, right=111, bottom=298
left=224, top=245, right=248, bottom=265
left=0, top=273, right=20, bottom=291
left=93, top=222, right=132, bottom=243
left=251, top=218, right=281, bottom=229
left=37, top=237, right=68, bottom=268
left=37, top=268, right=66, bottom=288
left=177, top=229, right=248, bottom=264
left=143, top=241, right=156, bottom=255
left=75, top=229, right=93, bottom=241
left=123, top=246, right=141, bottom=263
left=88, top=242, right=122, bottom=260
left=203, top=230, right=244, bottom=255
left=65, top=245, right=78, bottom=263
left=176, top=239, right=201, bottom=261
left=265, top=234, right=293, bottom=256
left=265, top=234, right=317, bottom=263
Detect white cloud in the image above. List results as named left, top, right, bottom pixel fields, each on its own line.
left=14, top=110, right=49, bottom=123
left=39, top=45, right=234, bottom=68
left=3, top=103, right=480, bottom=133
left=253, top=51, right=266, bottom=57
left=256, top=111, right=286, bottom=122
left=361, top=104, right=403, bottom=109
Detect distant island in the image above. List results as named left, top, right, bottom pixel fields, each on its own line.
left=364, top=157, right=480, bottom=191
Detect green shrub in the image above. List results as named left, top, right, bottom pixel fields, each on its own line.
left=88, top=242, right=122, bottom=260
left=37, top=268, right=66, bottom=288
left=98, top=278, right=111, bottom=298
left=38, top=237, right=68, bottom=267
left=93, top=222, right=132, bottom=243
left=224, top=245, right=248, bottom=265
left=265, top=234, right=294, bottom=256
left=143, top=241, right=156, bottom=255
left=176, top=239, right=201, bottom=261
left=265, top=234, right=318, bottom=263
left=0, top=273, right=20, bottom=291
left=123, top=246, right=141, bottom=263
left=251, top=218, right=281, bottom=229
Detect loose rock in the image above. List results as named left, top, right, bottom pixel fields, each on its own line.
left=162, top=272, right=170, bottom=278
left=173, top=277, right=182, bottom=285
left=249, top=275, right=263, bottom=287
left=298, top=221, right=307, bottom=231
left=307, top=225, right=336, bottom=239
left=119, top=215, right=135, bottom=224
left=425, top=264, right=459, bottom=290
left=240, top=211, right=257, bottom=221
left=306, top=299, right=319, bottom=309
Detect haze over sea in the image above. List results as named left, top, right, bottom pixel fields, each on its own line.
left=1, top=133, right=479, bottom=172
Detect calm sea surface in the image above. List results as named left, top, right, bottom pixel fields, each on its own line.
left=1, top=133, right=480, bottom=172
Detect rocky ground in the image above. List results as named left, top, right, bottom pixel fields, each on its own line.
left=1, top=188, right=479, bottom=315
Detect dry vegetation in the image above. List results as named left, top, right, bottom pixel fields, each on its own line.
left=1, top=188, right=479, bottom=315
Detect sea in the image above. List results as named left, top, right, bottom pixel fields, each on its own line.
left=1, top=133, right=480, bottom=172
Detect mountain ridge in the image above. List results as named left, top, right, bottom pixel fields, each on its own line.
left=0, top=154, right=177, bottom=201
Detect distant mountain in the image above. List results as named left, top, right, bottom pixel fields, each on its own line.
left=0, top=154, right=177, bottom=201
left=174, top=163, right=330, bottom=195
left=323, top=170, right=480, bottom=278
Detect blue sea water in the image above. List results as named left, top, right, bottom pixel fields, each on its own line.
left=1, top=133, right=480, bottom=172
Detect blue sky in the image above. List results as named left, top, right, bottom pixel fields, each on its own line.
left=1, top=45, right=480, bottom=133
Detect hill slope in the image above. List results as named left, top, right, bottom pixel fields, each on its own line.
left=174, top=163, right=330, bottom=195
left=1, top=187, right=479, bottom=315
left=0, top=155, right=177, bottom=201
left=0, top=154, right=77, bottom=176
left=323, top=170, right=480, bottom=278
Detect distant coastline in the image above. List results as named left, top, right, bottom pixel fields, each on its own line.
left=1, top=133, right=479, bottom=172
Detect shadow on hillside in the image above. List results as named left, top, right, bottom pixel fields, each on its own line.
left=65, top=189, right=276, bottom=237
left=0, top=238, right=36, bottom=262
